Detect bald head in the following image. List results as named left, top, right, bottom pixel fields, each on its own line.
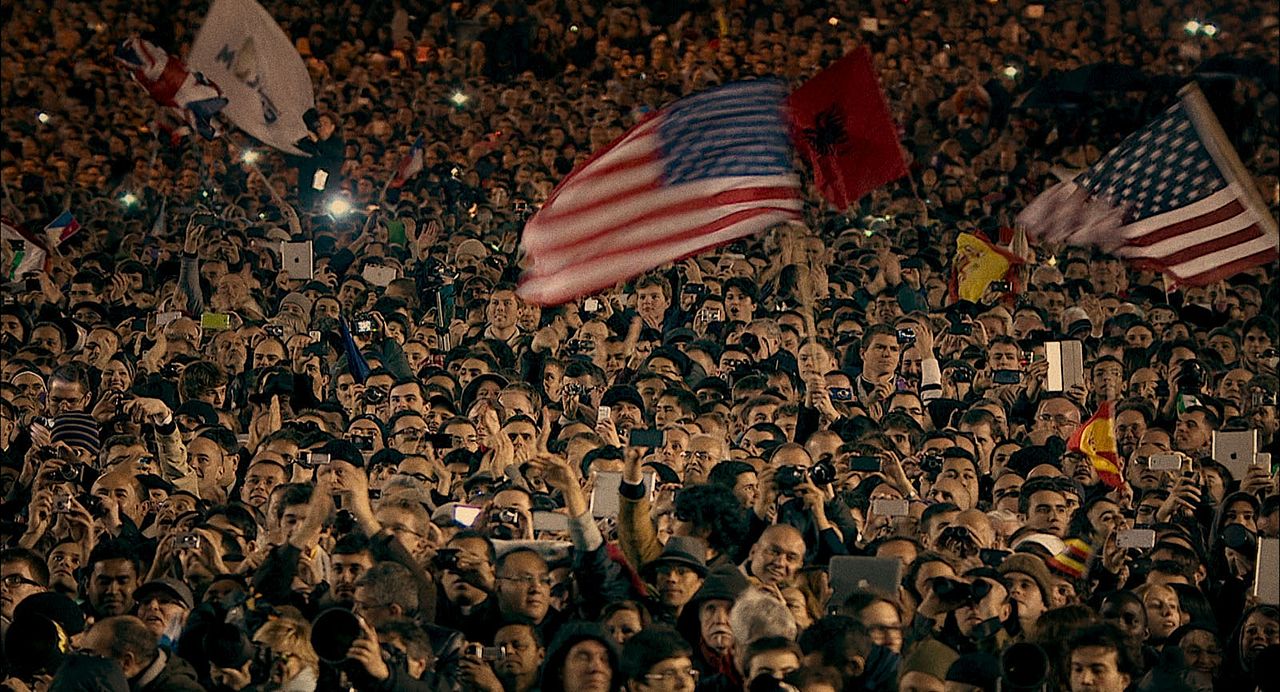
left=749, top=524, right=807, bottom=586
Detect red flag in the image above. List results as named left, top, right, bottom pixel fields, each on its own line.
left=1067, top=400, right=1123, bottom=489
left=786, top=47, right=907, bottom=209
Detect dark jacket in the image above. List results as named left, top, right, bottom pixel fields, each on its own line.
left=133, top=649, right=204, bottom=692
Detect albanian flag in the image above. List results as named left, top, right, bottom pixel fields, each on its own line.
left=786, top=46, right=907, bottom=209
left=1068, top=400, right=1123, bottom=489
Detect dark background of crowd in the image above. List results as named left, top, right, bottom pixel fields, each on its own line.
left=1, top=1, right=1279, bottom=692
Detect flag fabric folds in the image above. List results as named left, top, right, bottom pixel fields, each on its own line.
left=3, top=217, right=50, bottom=279
left=785, top=46, right=908, bottom=209
left=115, top=38, right=229, bottom=140
left=390, top=136, right=425, bottom=189
left=516, top=80, right=803, bottom=306
left=1016, top=84, right=1279, bottom=287
left=44, top=211, right=81, bottom=247
left=1047, top=538, right=1095, bottom=580
left=1068, top=400, right=1123, bottom=489
left=339, top=318, right=371, bottom=384
left=189, top=0, right=316, bottom=155
left=948, top=232, right=1022, bottom=303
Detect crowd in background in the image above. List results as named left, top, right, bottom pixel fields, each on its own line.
left=1, top=1, right=1279, bottom=691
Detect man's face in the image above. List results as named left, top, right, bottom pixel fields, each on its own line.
left=331, top=551, right=374, bottom=603
left=441, top=536, right=492, bottom=606
left=1, top=560, right=46, bottom=619
left=31, top=325, right=64, bottom=353
left=941, top=458, right=980, bottom=503
left=1173, top=411, right=1211, bottom=453
left=749, top=527, right=805, bottom=586
left=1069, top=646, right=1130, bottom=692
left=495, top=551, right=552, bottom=623
left=389, top=382, right=426, bottom=415
left=636, top=284, right=669, bottom=322
left=92, top=474, right=142, bottom=525
left=1026, top=489, right=1071, bottom=536
left=502, top=419, right=538, bottom=460
left=1091, top=361, right=1124, bottom=401
left=188, top=437, right=229, bottom=498
left=240, top=462, right=287, bottom=508
left=494, top=624, right=545, bottom=679
left=137, top=591, right=190, bottom=638
left=988, top=343, right=1020, bottom=372
left=724, top=286, right=754, bottom=322
left=955, top=578, right=1011, bottom=637
left=654, top=564, right=703, bottom=608
left=1114, top=410, right=1147, bottom=457
left=861, top=334, right=901, bottom=379
left=487, top=290, right=518, bottom=329
left=47, top=543, right=83, bottom=594
left=1033, top=398, right=1081, bottom=443
left=699, top=600, right=734, bottom=653
left=746, top=649, right=801, bottom=681
left=561, top=640, right=612, bottom=692
left=47, top=379, right=89, bottom=415
left=253, top=341, right=285, bottom=370
left=87, top=558, right=138, bottom=616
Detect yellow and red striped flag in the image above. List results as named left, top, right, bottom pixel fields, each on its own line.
left=1068, top=400, right=1123, bottom=489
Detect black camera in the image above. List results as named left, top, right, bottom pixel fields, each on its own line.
left=264, top=324, right=285, bottom=338
left=775, top=460, right=837, bottom=493
left=1176, top=360, right=1207, bottom=395
left=565, top=339, right=595, bottom=354
left=362, top=387, right=388, bottom=405
left=434, top=548, right=461, bottom=571
left=493, top=508, right=521, bottom=525
left=951, top=366, right=975, bottom=384
left=352, top=313, right=378, bottom=335
left=919, top=452, right=944, bottom=476
left=897, top=328, right=916, bottom=345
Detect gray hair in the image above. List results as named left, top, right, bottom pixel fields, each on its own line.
left=730, top=587, right=797, bottom=669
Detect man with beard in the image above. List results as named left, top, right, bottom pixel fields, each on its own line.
left=1114, top=400, right=1153, bottom=460
left=326, top=533, right=375, bottom=607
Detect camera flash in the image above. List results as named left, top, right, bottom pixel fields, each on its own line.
left=450, top=91, right=469, bottom=106
left=37, top=112, right=50, bottom=124
left=241, top=150, right=260, bottom=164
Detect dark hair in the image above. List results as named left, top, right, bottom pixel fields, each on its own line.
left=1066, top=623, right=1140, bottom=676
left=797, top=615, right=871, bottom=665
left=707, top=461, right=755, bottom=488
left=620, top=625, right=691, bottom=682
left=0, top=547, right=50, bottom=586
left=274, top=484, right=314, bottom=521
left=179, top=361, right=226, bottom=401
left=673, top=484, right=747, bottom=557
left=86, top=538, right=143, bottom=577
left=1019, top=477, right=1066, bottom=514
left=448, top=530, right=497, bottom=564
left=332, top=532, right=372, bottom=557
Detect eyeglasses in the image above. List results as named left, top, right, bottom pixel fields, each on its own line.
left=643, top=667, right=700, bottom=685
left=394, top=428, right=427, bottom=440
left=1036, top=413, right=1080, bottom=427
left=497, top=574, right=553, bottom=589
left=397, top=471, right=436, bottom=485
left=2, top=573, right=43, bottom=588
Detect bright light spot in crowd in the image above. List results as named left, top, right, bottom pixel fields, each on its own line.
left=241, top=150, right=260, bottom=164
left=37, top=112, right=50, bottom=124
left=327, top=197, right=353, bottom=217
left=828, top=17, right=840, bottom=26
left=120, top=193, right=138, bottom=207
left=451, top=91, right=469, bottom=106
left=1184, top=20, right=1201, bottom=34
left=1003, top=65, right=1019, bottom=78
left=1201, top=23, right=1218, bottom=37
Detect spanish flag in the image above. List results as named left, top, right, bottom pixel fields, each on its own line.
left=947, top=232, right=1021, bottom=304
left=1068, top=400, right=1123, bottom=489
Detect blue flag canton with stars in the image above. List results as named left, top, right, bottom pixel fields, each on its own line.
left=658, top=80, right=794, bottom=185
left=1074, top=103, right=1226, bottom=222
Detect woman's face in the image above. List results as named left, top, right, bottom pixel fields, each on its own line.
left=1143, top=585, right=1185, bottom=640
left=1241, top=612, right=1280, bottom=666
left=603, top=608, right=643, bottom=647
left=1178, top=629, right=1222, bottom=675
left=102, top=360, right=133, bottom=392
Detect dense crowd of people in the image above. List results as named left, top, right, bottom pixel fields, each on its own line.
left=2, top=0, right=1279, bottom=691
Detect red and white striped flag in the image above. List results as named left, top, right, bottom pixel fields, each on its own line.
left=389, top=135, right=425, bottom=189
left=516, top=80, right=803, bottom=305
left=1016, top=84, right=1278, bottom=287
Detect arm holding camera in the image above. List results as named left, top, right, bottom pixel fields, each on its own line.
left=130, top=397, right=201, bottom=497
left=617, top=445, right=663, bottom=569
left=457, top=648, right=504, bottom=692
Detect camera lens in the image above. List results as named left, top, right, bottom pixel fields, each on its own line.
left=310, top=608, right=362, bottom=663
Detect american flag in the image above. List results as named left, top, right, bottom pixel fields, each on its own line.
left=1017, top=85, right=1278, bottom=287
left=516, top=80, right=803, bottom=305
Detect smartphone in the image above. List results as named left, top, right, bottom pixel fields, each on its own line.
left=1045, top=340, right=1085, bottom=392
left=1147, top=454, right=1183, bottom=472
left=201, top=312, right=231, bottom=330
left=311, top=169, right=329, bottom=191
left=1256, top=538, right=1279, bottom=605
left=1117, top=528, right=1157, bottom=550
left=682, top=283, right=706, bottom=295
left=990, top=280, right=1011, bottom=292
left=282, top=241, right=314, bottom=280
left=425, top=433, right=454, bottom=449
left=948, top=322, right=973, bottom=336
left=849, top=456, right=881, bottom=472
left=590, top=470, right=624, bottom=518
left=532, top=511, right=570, bottom=533
left=628, top=429, right=664, bottom=448
left=896, top=328, right=916, bottom=345
left=596, top=405, right=611, bottom=422
left=1257, top=453, right=1273, bottom=471
left=992, top=369, right=1022, bottom=385
left=155, top=311, right=184, bottom=329
left=452, top=505, right=482, bottom=527
left=386, top=220, right=407, bottom=246
left=872, top=497, right=909, bottom=517
left=1212, top=429, right=1259, bottom=481
left=177, top=532, right=202, bottom=549
left=583, top=297, right=601, bottom=313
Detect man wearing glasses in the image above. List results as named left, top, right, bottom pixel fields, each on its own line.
left=621, top=625, right=700, bottom=692
left=1, top=548, right=49, bottom=634
left=490, top=548, right=564, bottom=644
